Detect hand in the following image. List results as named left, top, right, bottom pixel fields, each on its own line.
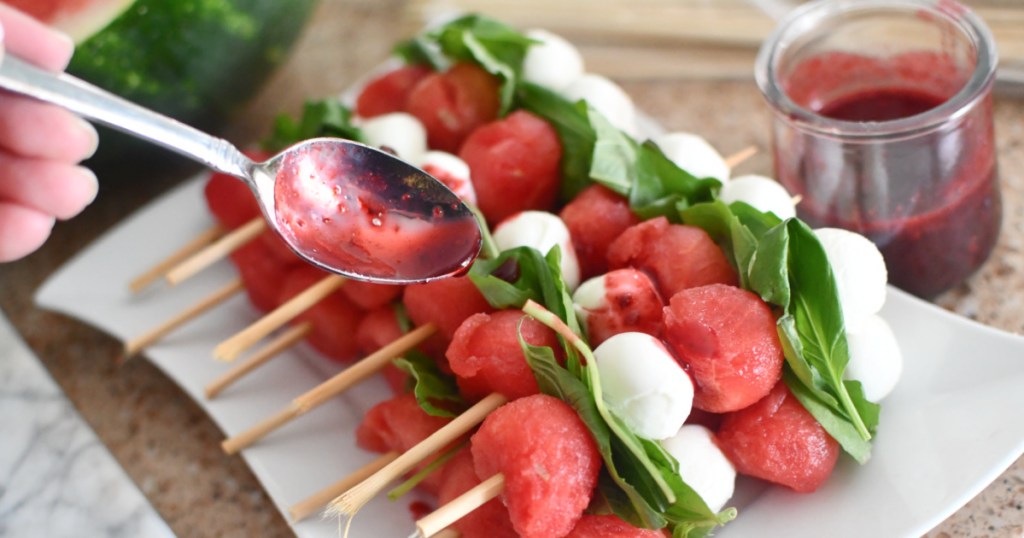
left=0, top=4, right=99, bottom=262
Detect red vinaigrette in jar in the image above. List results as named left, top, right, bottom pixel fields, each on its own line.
left=756, top=0, right=1000, bottom=298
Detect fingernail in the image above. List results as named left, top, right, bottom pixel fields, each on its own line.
left=53, top=27, right=74, bottom=52
left=79, top=166, right=99, bottom=206
left=59, top=166, right=99, bottom=220
left=76, top=116, right=100, bottom=160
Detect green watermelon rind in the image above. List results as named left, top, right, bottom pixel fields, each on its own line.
left=68, top=0, right=318, bottom=149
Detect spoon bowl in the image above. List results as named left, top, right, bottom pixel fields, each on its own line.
left=253, top=138, right=481, bottom=282
left=0, top=54, right=482, bottom=283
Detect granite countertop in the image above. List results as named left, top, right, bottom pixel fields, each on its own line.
left=1, top=0, right=1023, bottom=536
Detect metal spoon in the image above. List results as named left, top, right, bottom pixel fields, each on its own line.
left=0, top=55, right=482, bottom=283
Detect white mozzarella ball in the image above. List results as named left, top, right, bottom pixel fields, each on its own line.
left=594, top=332, right=694, bottom=440
left=522, top=29, right=585, bottom=92
left=571, top=274, right=607, bottom=329
left=845, top=315, right=903, bottom=402
left=653, top=132, right=730, bottom=182
left=417, top=150, right=477, bottom=206
left=813, top=227, right=888, bottom=333
left=357, top=112, right=427, bottom=163
left=561, top=74, right=638, bottom=137
left=719, top=174, right=797, bottom=220
left=492, top=211, right=581, bottom=290
left=660, top=425, right=736, bottom=513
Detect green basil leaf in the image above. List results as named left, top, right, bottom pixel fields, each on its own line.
left=783, top=369, right=873, bottom=464
left=392, top=35, right=448, bottom=70
left=468, top=248, right=538, bottom=309
left=468, top=245, right=573, bottom=324
left=748, top=222, right=791, bottom=308
left=516, top=82, right=597, bottom=200
left=588, top=108, right=637, bottom=195
left=432, top=14, right=534, bottom=115
left=261, top=99, right=361, bottom=153
left=631, top=141, right=720, bottom=221
left=729, top=201, right=783, bottom=239
left=392, top=352, right=465, bottom=418
left=784, top=220, right=879, bottom=443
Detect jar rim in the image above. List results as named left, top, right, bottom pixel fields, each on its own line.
left=754, top=0, right=998, bottom=139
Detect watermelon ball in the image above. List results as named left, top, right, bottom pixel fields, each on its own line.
left=659, top=425, right=736, bottom=513
left=521, top=29, right=585, bottom=92
left=417, top=150, right=477, bottom=206
left=355, top=64, right=434, bottom=118
left=564, top=514, right=666, bottom=538
left=355, top=306, right=408, bottom=395
left=459, top=110, right=563, bottom=225
left=339, top=280, right=403, bottom=311
left=403, top=276, right=496, bottom=360
left=653, top=132, right=730, bottom=182
left=471, top=394, right=602, bottom=538
left=229, top=239, right=301, bottom=313
left=716, top=382, right=840, bottom=493
left=559, top=184, right=639, bottom=279
left=446, top=310, right=559, bottom=401
left=719, top=174, right=796, bottom=220
left=492, top=211, right=581, bottom=290
left=607, top=216, right=738, bottom=299
left=573, top=268, right=664, bottom=346
left=356, top=393, right=454, bottom=496
left=593, top=332, right=694, bottom=440
left=257, top=229, right=301, bottom=266
left=437, top=450, right=519, bottom=538
left=844, top=314, right=903, bottom=402
left=204, top=172, right=261, bottom=229
left=663, top=284, right=784, bottom=413
left=405, top=62, right=501, bottom=153
left=357, top=112, right=428, bottom=162
left=278, top=265, right=362, bottom=363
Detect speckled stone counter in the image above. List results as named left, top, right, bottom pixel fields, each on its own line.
left=1, top=0, right=1022, bottom=536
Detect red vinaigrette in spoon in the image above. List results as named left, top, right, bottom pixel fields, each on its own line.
left=272, top=140, right=481, bottom=282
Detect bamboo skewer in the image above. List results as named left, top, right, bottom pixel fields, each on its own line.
left=289, top=451, right=400, bottom=522
left=204, top=322, right=313, bottom=399
left=221, top=323, right=438, bottom=455
left=121, top=277, right=245, bottom=359
left=129, top=223, right=225, bottom=293
left=326, top=392, right=508, bottom=519
left=414, top=474, right=505, bottom=538
left=213, top=274, right=346, bottom=361
left=724, top=145, right=758, bottom=169
left=165, top=217, right=266, bottom=286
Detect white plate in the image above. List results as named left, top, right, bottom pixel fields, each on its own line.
left=36, top=174, right=1024, bottom=537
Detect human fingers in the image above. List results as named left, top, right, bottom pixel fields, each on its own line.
left=0, top=151, right=98, bottom=219
left=0, top=201, right=54, bottom=262
left=0, top=93, right=98, bottom=162
left=0, top=4, right=74, bottom=71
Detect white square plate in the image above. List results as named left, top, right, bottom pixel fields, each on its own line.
left=36, top=175, right=1024, bottom=537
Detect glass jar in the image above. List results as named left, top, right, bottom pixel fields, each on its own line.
left=755, top=0, right=1000, bottom=298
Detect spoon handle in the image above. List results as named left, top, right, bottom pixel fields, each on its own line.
left=0, top=54, right=253, bottom=178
